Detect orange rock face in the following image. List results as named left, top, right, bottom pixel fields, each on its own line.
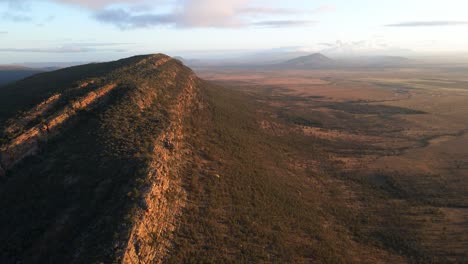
left=122, top=74, right=198, bottom=264
left=4, top=93, right=61, bottom=136
left=78, top=80, right=96, bottom=88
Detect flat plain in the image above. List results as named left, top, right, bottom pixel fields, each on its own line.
left=195, top=64, right=468, bottom=262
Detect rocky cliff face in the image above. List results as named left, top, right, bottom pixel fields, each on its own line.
left=0, top=54, right=203, bottom=263
left=122, top=74, right=199, bottom=264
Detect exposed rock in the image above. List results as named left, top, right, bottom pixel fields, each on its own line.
left=78, top=80, right=96, bottom=88
left=0, top=84, right=117, bottom=174
left=4, top=93, right=61, bottom=136
left=121, top=74, right=198, bottom=264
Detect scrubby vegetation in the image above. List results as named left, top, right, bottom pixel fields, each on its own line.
left=166, top=82, right=437, bottom=263
left=1, top=55, right=466, bottom=263
left=168, top=68, right=466, bottom=263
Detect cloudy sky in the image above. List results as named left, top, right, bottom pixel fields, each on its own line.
left=1, top=0, right=468, bottom=63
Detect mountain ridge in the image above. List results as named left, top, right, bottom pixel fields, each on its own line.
left=1, top=53, right=453, bottom=263
left=0, top=54, right=202, bottom=263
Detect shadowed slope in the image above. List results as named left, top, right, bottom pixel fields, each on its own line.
left=0, top=66, right=45, bottom=86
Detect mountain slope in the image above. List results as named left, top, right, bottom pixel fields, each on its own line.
left=0, top=54, right=200, bottom=263
left=0, top=54, right=443, bottom=263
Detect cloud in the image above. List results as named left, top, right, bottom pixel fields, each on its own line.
left=0, top=0, right=147, bottom=10
left=1, top=0, right=323, bottom=29
left=95, top=8, right=315, bottom=29
left=312, top=5, right=336, bottom=13
left=2, top=12, right=32, bottom=22
left=0, top=42, right=131, bottom=53
left=0, top=0, right=32, bottom=22
left=0, top=0, right=30, bottom=10
left=175, top=2, right=332, bottom=27
left=35, top=15, right=56, bottom=26
left=238, top=7, right=301, bottom=15
left=175, top=0, right=249, bottom=27
left=71, top=42, right=133, bottom=46
left=53, top=0, right=147, bottom=9
left=317, top=40, right=413, bottom=56
left=94, top=0, right=319, bottom=29
left=253, top=20, right=315, bottom=28
left=386, top=21, right=468, bottom=27
left=95, top=9, right=175, bottom=29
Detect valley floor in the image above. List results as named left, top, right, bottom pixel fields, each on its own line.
left=182, top=65, right=468, bottom=263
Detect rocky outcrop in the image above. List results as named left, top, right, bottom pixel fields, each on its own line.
left=3, top=80, right=98, bottom=138
left=137, top=56, right=172, bottom=68
left=0, top=84, right=117, bottom=175
left=121, top=74, right=198, bottom=264
left=4, top=94, right=61, bottom=136
left=78, top=80, right=96, bottom=88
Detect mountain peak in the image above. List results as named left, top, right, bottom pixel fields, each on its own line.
left=282, top=53, right=335, bottom=67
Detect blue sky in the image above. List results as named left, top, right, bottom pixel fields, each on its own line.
left=1, top=0, right=468, bottom=63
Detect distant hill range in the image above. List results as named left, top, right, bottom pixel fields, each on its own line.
left=272, top=53, right=411, bottom=69
left=0, top=66, right=45, bottom=86
left=281, top=53, right=335, bottom=68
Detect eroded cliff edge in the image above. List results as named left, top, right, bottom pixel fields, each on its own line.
left=120, top=73, right=201, bottom=264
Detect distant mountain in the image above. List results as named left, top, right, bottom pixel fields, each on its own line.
left=15, top=61, right=89, bottom=68
left=0, top=66, right=45, bottom=86
left=237, top=49, right=311, bottom=64
left=280, top=53, right=335, bottom=68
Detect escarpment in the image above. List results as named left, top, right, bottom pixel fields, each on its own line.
left=0, top=54, right=202, bottom=263
left=121, top=74, right=199, bottom=264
